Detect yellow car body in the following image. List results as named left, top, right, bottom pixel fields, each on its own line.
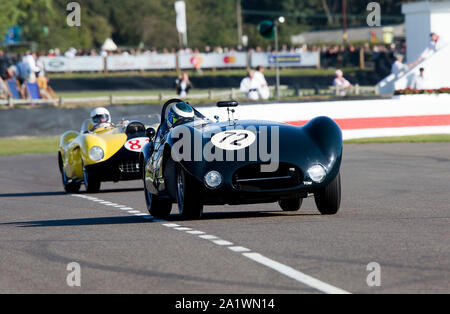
left=58, top=119, right=152, bottom=193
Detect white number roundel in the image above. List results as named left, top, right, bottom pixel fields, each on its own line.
left=124, top=137, right=149, bottom=152
left=211, top=130, right=256, bottom=151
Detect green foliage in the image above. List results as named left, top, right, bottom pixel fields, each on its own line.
left=0, top=0, right=20, bottom=39
left=1, top=0, right=403, bottom=52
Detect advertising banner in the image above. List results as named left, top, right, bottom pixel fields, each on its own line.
left=179, top=52, right=247, bottom=69
left=250, top=52, right=319, bottom=68
left=42, top=56, right=104, bottom=72
left=107, top=54, right=176, bottom=71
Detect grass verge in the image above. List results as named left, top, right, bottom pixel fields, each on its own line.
left=0, top=134, right=449, bottom=156
left=344, top=134, right=450, bottom=144
left=0, top=137, right=58, bottom=156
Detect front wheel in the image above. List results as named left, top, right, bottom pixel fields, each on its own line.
left=176, top=164, right=203, bottom=219
left=83, top=162, right=101, bottom=193
left=144, top=174, right=172, bottom=218
left=278, top=198, right=303, bottom=211
left=59, top=155, right=81, bottom=193
left=314, top=172, right=341, bottom=215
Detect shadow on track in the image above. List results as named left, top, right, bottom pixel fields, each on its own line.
left=0, top=216, right=152, bottom=228
left=0, top=191, right=67, bottom=198
left=0, top=211, right=317, bottom=228
left=168, top=211, right=320, bottom=222
left=0, top=188, right=144, bottom=198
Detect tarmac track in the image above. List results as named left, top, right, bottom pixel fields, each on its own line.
left=0, top=143, right=448, bottom=294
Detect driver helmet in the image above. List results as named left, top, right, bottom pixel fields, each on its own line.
left=90, top=107, right=111, bottom=129
left=167, top=102, right=194, bottom=128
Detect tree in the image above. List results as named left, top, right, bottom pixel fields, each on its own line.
left=0, top=0, right=20, bottom=39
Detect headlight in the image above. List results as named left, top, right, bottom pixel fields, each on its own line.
left=307, top=164, right=326, bottom=183
left=89, top=146, right=104, bottom=161
left=204, top=171, right=223, bottom=189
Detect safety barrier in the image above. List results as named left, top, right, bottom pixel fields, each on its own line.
left=0, top=85, right=378, bottom=107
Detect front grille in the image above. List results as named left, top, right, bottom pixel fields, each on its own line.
left=119, top=158, right=140, bottom=174
left=232, top=163, right=302, bottom=191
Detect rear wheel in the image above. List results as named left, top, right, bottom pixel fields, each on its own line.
left=278, top=198, right=303, bottom=211
left=314, top=172, right=341, bottom=215
left=176, top=164, right=203, bottom=219
left=83, top=162, right=101, bottom=193
left=144, top=172, right=172, bottom=218
left=59, top=155, right=81, bottom=193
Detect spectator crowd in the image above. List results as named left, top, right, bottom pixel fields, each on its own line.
left=1, top=33, right=440, bottom=102
left=0, top=50, right=56, bottom=101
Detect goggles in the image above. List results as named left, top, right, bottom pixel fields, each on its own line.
left=92, top=114, right=110, bottom=124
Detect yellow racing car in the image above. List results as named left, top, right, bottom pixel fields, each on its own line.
left=58, top=108, right=158, bottom=193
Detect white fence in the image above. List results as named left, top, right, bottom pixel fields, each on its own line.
left=0, top=85, right=378, bottom=108
left=41, top=52, right=320, bottom=72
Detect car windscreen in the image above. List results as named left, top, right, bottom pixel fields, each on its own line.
left=114, top=114, right=161, bottom=128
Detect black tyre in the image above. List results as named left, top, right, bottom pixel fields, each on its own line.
left=83, top=162, right=101, bottom=193
left=176, top=164, right=203, bottom=219
left=314, top=172, right=341, bottom=215
left=59, top=155, right=81, bottom=193
left=278, top=198, right=303, bottom=211
left=144, top=173, right=172, bottom=218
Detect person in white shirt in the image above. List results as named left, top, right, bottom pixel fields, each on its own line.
left=412, top=68, right=431, bottom=90
left=253, top=66, right=270, bottom=100
left=419, top=33, right=443, bottom=61
left=391, top=55, right=408, bottom=75
left=64, top=47, right=77, bottom=58
left=240, top=70, right=260, bottom=100
left=333, top=69, right=352, bottom=96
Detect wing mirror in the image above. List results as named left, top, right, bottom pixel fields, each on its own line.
left=217, top=100, right=238, bottom=108
left=217, top=101, right=238, bottom=125
left=146, top=127, right=156, bottom=140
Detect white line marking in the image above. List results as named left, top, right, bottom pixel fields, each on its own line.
left=199, top=235, right=219, bottom=240
left=228, top=246, right=251, bottom=253
left=212, top=240, right=233, bottom=246
left=186, top=230, right=205, bottom=235
left=174, top=227, right=192, bottom=231
left=128, top=210, right=141, bottom=214
left=242, top=252, right=350, bottom=294
left=163, top=223, right=180, bottom=228
left=71, top=194, right=350, bottom=294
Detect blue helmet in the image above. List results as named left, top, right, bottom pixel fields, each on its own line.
left=167, top=102, right=194, bottom=127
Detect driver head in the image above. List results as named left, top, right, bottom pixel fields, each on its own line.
left=167, top=102, right=194, bottom=128
left=90, top=107, right=111, bottom=127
